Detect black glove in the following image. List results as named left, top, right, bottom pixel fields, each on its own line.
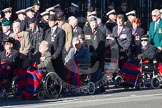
left=6, top=66, right=11, bottom=71
left=52, top=55, right=56, bottom=60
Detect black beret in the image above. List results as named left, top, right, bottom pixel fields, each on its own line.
left=55, top=12, right=65, bottom=20
left=3, top=37, right=15, bottom=44
left=141, top=35, right=148, bottom=40
left=48, top=15, right=57, bottom=21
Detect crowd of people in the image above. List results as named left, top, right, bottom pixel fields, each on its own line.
left=0, top=1, right=162, bottom=99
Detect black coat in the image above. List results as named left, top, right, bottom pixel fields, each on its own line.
left=44, top=26, right=65, bottom=59
left=38, top=19, right=50, bottom=32
left=16, top=19, right=28, bottom=31
left=132, top=27, right=145, bottom=47
left=125, top=20, right=133, bottom=29
left=0, top=49, right=20, bottom=69
left=112, top=25, right=132, bottom=51
left=84, top=26, right=106, bottom=61
left=105, top=19, right=117, bottom=33
left=26, top=26, right=44, bottom=53
left=35, top=11, right=41, bottom=23
left=134, top=44, right=156, bottom=60
left=73, top=26, right=83, bottom=39
left=45, top=26, right=66, bottom=80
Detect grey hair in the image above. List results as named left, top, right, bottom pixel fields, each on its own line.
left=40, top=40, right=49, bottom=48
left=152, top=9, right=160, bottom=16
left=13, top=21, right=20, bottom=28
left=68, top=16, right=78, bottom=25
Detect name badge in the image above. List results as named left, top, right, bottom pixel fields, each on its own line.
left=135, top=36, right=140, bottom=40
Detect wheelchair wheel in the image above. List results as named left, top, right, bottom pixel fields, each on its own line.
left=37, top=91, right=45, bottom=100
left=114, top=75, right=123, bottom=86
left=0, top=89, right=7, bottom=99
left=135, top=82, right=142, bottom=90
left=44, top=72, right=62, bottom=98
left=151, top=77, right=160, bottom=89
left=87, top=82, right=95, bottom=95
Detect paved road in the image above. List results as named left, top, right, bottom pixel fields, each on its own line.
left=0, top=88, right=162, bottom=108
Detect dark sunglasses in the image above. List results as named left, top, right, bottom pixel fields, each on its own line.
left=141, top=39, right=148, bottom=42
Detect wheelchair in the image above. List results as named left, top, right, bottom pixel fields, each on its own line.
left=0, top=75, right=18, bottom=99
left=9, top=70, right=62, bottom=100
left=36, top=71, right=63, bottom=99
left=78, top=63, right=97, bottom=95
left=140, top=59, right=162, bottom=89
left=104, top=58, right=123, bottom=88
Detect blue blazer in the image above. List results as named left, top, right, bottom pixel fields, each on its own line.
left=65, top=46, right=91, bottom=64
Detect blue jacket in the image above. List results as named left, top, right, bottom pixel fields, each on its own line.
left=65, top=46, right=91, bottom=64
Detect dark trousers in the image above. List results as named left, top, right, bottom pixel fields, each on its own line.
left=52, top=57, right=66, bottom=81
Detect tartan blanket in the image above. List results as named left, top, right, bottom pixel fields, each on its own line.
left=158, top=63, right=162, bottom=75
left=15, top=64, right=43, bottom=99
left=120, top=61, right=141, bottom=85
left=65, top=59, right=81, bottom=88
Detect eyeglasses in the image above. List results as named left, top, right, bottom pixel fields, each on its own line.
left=141, top=39, right=148, bottom=42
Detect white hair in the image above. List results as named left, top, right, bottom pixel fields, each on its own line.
left=68, top=16, right=78, bottom=25
left=40, top=40, right=49, bottom=48
left=152, top=9, right=160, bottom=16
left=13, top=21, right=20, bottom=28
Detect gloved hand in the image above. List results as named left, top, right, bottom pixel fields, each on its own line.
left=52, top=55, right=56, bottom=60
left=6, top=66, right=11, bottom=71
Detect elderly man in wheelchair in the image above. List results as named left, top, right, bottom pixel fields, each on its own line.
left=15, top=41, right=62, bottom=100
left=135, top=35, right=156, bottom=71
left=0, top=37, right=20, bottom=98
left=64, top=37, right=91, bottom=87
left=31, top=40, right=62, bottom=99
left=131, top=35, right=161, bottom=88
